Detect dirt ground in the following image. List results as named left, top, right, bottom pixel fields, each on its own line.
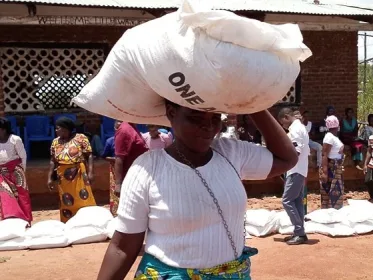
left=1, top=192, right=372, bottom=280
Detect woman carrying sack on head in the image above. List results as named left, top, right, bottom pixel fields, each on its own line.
left=96, top=100, right=298, bottom=280
left=0, top=117, right=32, bottom=223
left=48, top=117, right=96, bottom=223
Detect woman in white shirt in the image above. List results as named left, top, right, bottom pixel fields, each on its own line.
left=97, top=100, right=298, bottom=280
left=0, top=117, right=32, bottom=223
left=319, top=115, right=345, bottom=209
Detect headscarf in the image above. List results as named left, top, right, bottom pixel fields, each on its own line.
left=55, top=117, right=76, bottom=132
left=325, top=115, right=339, bottom=129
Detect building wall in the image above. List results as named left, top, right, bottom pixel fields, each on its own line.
left=0, top=27, right=358, bottom=129
left=300, top=31, right=358, bottom=121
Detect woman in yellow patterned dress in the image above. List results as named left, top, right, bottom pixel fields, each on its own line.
left=48, top=117, right=96, bottom=223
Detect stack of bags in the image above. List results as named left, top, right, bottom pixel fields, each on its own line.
left=65, top=206, right=113, bottom=245
left=26, top=220, right=69, bottom=249
left=0, top=218, right=29, bottom=251
left=304, top=200, right=373, bottom=236
left=0, top=206, right=115, bottom=251
left=245, top=199, right=373, bottom=238
left=245, top=209, right=279, bottom=237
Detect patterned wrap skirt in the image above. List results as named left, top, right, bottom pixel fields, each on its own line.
left=134, top=247, right=258, bottom=280
left=319, top=157, right=344, bottom=209
left=109, top=161, right=119, bottom=216
left=0, top=159, right=32, bottom=223
left=56, top=162, right=96, bottom=223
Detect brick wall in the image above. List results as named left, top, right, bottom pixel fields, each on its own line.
left=300, top=31, right=358, bottom=122
left=0, top=25, right=125, bottom=46
left=0, top=27, right=359, bottom=132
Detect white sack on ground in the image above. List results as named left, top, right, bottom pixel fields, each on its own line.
left=66, top=206, right=113, bottom=230
left=0, top=237, right=28, bottom=251
left=342, top=200, right=373, bottom=223
left=276, top=210, right=293, bottom=227
left=350, top=220, right=373, bottom=235
left=25, top=220, right=69, bottom=250
left=72, top=0, right=311, bottom=126
left=67, top=226, right=108, bottom=245
left=0, top=218, right=28, bottom=241
left=28, top=236, right=69, bottom=250
left=278, top=222, right=319, bottom=235
left=25, top=220, right=66, bottom=238
left=245, top=209, right=277, bottom=227
left=305, top=208, right=343, bottom=224
left=245, top=220, right=278, bottom=237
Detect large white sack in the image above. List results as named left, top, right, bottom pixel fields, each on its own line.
left=276, top=211, right=293, bottom=227
left=106, top=217, right=118, bottom=239
left=245, top=209, right=277, bottom=227
left=0, top=218, right=28, bottom=241
left=308, top=222, right=355, bottom=237
left=338, top=205, right=373, bottom=223
left=347, top=199, right=373, bottom=208
left=28, top=236, right=69, bottom=250
left=25, top=220, right=68, bottom=249
left=245, top=221, right=278, bottom=237
left=25, top=220, right=66, bottom=238
left=278, top=222, right=322, bottom=235
left=72, top=0, right=311, bottom=126
left=66, top=206, right=113, bottom=230
left=0, top=237, right=28, bottom=251
left=67, top=226, right=108, bottom=245
left=350, top=220, right=373, bottom=235
left=305, top=209, right=343, bottom=224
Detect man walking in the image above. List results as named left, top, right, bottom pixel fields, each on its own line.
left=278, top=108, right=309, bottom=245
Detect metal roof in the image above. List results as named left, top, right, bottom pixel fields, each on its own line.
left=1, top=0, right=373, bottom=16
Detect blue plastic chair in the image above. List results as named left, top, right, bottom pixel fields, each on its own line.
left=136, top=124, right=148, bottom=134
left=158, top=128, right=168, bottom=134
left=6, top=116, right=21, bottom=136
left=100, top=117, right=116, bottom=145
left=24, top=116, right=55, bottom=158
left=53, top=113, right=77, bottom=124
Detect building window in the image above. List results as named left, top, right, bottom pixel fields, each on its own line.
left=277, top=74, right=301, bottom=105
left=0, top=47, right=105, bottom=112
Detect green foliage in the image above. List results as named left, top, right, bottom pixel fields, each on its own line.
left=358, top=63, right=373, bottom=122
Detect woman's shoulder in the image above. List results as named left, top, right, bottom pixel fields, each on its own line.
left=133, top=149, right=165, bottom=165
left=74, top=133, right=90, bottom=141
left=9, top=134, right=22, bottom=144
left=128, top=149, right=165, bottom=177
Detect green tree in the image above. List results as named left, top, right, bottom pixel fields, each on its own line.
left=358, top=63, right=373, bottom=122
